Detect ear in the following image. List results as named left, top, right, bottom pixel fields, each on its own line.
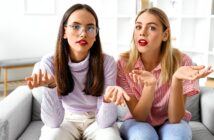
left=162, top=29, right=169, bottom=41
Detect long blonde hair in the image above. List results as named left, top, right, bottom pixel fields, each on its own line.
left=120, top=7, right=181, bottom=84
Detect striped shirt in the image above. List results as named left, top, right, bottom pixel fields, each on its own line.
left=117, top=53, right=199, bottom=126
left=38, top=52, right=117, bottom=128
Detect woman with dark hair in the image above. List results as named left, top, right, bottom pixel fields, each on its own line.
left=25, top=4, right=121, bottom=140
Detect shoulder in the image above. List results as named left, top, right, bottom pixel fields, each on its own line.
left=41, top=52, right=55, bottom=66
left=117, top=55, right=128, bottom=68
left=180, top=52, right=193, bottom=66
left=103, top=53, right=116, bottom=65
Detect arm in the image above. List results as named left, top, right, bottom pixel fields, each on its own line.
left=110, top=59, right=156, bottom=122
left=169, top=65, right=213, bottom=123
left=41, top=87, right=64, bottom=128
left=126, top=70, right=156, bottom=121
left=30, top=54, right=64, bottom=127
left=96, top=55, right=117, bottom=128
left=168, top=76, right=186, bottom=123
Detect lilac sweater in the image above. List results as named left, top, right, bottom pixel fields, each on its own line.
left=38, top=53, right=117, bottom=128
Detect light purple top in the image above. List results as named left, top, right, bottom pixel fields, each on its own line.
left=38, top=52, right=117, bottom=128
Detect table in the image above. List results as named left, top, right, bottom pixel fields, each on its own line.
left=0, top=57, right=41, bottom=96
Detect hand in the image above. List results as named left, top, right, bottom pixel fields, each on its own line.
left=129, top=70, right=156, bottom=86
left=104, top=86, right=130, bottom=106
left=173, top=65, right=213, bottom=81
left=25, top=69, right=55, bottom=89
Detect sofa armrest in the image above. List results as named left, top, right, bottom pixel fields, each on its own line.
left=0, top=86, right=32, bottom=140
left=200, top=86, right=214, bottom=135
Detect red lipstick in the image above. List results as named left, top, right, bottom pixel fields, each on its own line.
left=138, top=39, right=148, bottom=46
left=76, top=39, right=88, bottom=46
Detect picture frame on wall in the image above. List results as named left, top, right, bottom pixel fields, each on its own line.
left=24, top=0, right=56, bottom=15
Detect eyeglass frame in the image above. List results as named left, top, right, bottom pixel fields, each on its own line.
left=65, top=23, right=99, bottom=37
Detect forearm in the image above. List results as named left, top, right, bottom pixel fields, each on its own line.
left=168, top=76, right=185, bottom=123
left=132, top=85, right=155, bottom=121
left=96, top=102, right=117, bottom=128
left=41, top=88, right=64, bottom=128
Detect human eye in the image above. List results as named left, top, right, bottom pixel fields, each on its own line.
left=70, top=24, right=81, bottom=31
left=87, top=26, right=96, bottom=33
left=148, top=25, right=156, bottom=31
left=135, top=25, right=141, bottom=30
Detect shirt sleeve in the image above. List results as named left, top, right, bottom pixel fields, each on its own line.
left=38, top=53, right=65, bottom=128
left=182, top=54, right=200, bottom=96
left=96, top=55, right=117, bottom=128
left=41, top=87, right=64, bottom=128
left=116, top=58, right=132, bottom=95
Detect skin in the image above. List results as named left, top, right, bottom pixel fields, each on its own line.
left=104, top=12, right=213, bottom=123
left=25, top=9, right=97, bottom=89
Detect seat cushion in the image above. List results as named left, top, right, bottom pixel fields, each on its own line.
left=190, top=121, right=214, bottom=140
left=186, top=94, right=200, bottom=121
left=32, top=88, right=43, bottom=121
left=17, top=121, right=43, bottom=140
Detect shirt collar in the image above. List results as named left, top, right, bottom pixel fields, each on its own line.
left=134, top=57, right=161, bottom=72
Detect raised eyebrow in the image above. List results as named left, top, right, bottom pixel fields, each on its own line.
left=70, top=22, right=95, bottom=27
left=135, top=21, right=158, bottom=26
left=87, top=23, right=96, bottom=27
left=71, top=22, right=80, bottom=25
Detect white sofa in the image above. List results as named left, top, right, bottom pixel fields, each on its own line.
left=1, top=85, right=214, bottom=140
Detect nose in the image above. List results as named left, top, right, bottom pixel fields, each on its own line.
left=79, top=27, right=87, bottom=37
left=140, top=27, right=147, bottom=37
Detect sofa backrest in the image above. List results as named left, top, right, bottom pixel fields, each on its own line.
left=186, top=93, right=201, bottom=121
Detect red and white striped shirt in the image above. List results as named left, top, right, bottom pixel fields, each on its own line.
left=117, top=53, right=199, bottom=126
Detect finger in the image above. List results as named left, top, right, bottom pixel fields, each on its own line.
left=38, top=69, right=42, bottom=84
left=132, top=69, right=140, bottom=75
left=32, top=74, right=38, bottom=87
left=133, top=74, right=138, bottom=83
left=105, top=86, right=114, bottom=98
left=110, top=88, right=118, bottom=102
left=191, top=65, right=205, bottom=70
left=27, top=81, right=33, bottom=89
left=25, top=76, right=33, bottom=81
left=44, top=69, right=48, bottom=81
left=122, top=91, right=131, bottom=101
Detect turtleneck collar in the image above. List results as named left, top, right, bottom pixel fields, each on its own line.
left=68, top=53, right=90, bottom=72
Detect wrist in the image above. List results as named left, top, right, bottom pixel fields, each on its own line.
left=172, top=75, right=183, bottom=86
left=47, top=83, right=56, bottom=88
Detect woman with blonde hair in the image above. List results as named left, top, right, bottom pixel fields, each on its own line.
left=105, top=7, right=213, bottom=140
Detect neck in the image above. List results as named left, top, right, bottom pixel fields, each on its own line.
left=141, top=53, right=160, bottom=71
left=70, top=51, right=89, bottom=63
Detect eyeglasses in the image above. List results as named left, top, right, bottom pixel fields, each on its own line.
left=66, top=23, right=99, bottom=38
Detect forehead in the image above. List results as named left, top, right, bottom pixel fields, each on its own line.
left=136, top=12, right=161, bottom=25
left=67, top=9, right=96, bottom=25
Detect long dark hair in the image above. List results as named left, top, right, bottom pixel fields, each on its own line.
left=54, top=4, right=104, bottom=96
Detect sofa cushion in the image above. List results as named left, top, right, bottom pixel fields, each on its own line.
left=32, top=88, right=43, bottom=121
left=17, top=121, right=43, bottom=140
left=190, top=121, right=214, bottom=140
left=0, top=119, right=8, bottom=140
left=186, top=93, right=200, bottom=121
